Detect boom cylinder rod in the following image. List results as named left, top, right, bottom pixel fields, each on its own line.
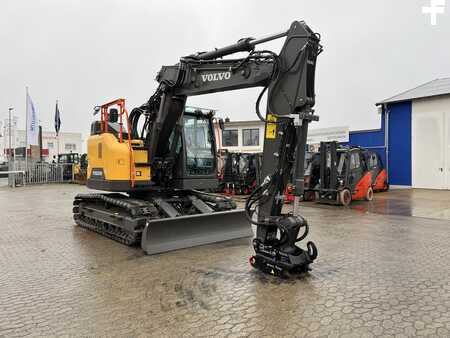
left=294, top=120, right=309, bottom=195
left=189, top=30, right=288, bottom=60
left=249, top=30, right=288, bottom=47
left=292, top=120, right=309, bottom=216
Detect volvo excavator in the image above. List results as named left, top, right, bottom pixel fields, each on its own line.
left=73, top=20, right=322, bottom=276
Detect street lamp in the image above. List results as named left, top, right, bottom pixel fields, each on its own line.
left=8, top=107, right=13, bottom=165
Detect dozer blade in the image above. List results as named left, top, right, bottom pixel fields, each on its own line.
left=141, top=209, right=252, bottom=255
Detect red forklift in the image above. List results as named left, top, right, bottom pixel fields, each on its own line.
left=315, top=142, right=374, bottom=206
left=362, top=150, right=389, bottom=192
left=220, top=152, right=262, bottom=195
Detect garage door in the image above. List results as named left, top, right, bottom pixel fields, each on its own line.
left=447, top=113, right=450, bottom=189
left=412, top=110, right=447, bottom=189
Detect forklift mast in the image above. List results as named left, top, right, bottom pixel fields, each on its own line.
left=319, top=141, right=339, bottom=191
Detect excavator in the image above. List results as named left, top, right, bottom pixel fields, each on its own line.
left=73, top=20, right=322, bottom=276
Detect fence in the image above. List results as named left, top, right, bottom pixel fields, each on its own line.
left=6, top=160, right=76, bottom=186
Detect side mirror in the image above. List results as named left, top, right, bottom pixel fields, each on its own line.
left=218, top=118, right=225, bottom=130
left=93, top=106, right=101, bottom=116
left=109, top=108, right=119, bottom=123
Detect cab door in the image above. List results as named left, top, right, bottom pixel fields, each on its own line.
left=348, top=150, right=370, bottom=199
left=348, top=151, right=361, bottom=190
left=367, top=151, right=381, bottom=186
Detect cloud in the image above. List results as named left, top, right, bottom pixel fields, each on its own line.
left=0, top=0, right=449, bottom=150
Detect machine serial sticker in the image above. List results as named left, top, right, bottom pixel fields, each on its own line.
left=265, top=114, right=277, bottom=139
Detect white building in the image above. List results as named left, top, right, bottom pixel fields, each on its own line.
left=0, top=116, right=19, bottom=162
left=216, top=118, right=349, bottom=154
left=218, top=120, right=265, bottom=153
left=39, top=131, right=83, bottom=160
left=369, top=77, right=450, bottom=189
left=1, top=128, right=82, bottom=162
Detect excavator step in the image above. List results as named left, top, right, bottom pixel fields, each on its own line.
left=131, top=146, right=147, bottom=150
left=134, top=162, right=151, bottom=167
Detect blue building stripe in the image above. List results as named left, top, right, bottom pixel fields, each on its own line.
left=342, top=101, right=412, bottom=186
left=387, top=101, right=412, bottom=186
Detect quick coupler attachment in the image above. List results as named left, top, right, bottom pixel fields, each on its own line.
left=249, top=215, right=318, bottom=277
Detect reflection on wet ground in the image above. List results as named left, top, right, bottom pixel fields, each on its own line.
left=1, top=185, right=450, bottom=337
left=0, top=177, right=8, bottom=187
left=304, top=189, right=450, bottom=221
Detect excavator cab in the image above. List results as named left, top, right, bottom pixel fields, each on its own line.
left=172, top=110, right=218, bottom=190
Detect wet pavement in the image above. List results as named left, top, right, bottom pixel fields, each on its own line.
left=0, top=178, right=8, bottom=187
left=1, top=185, right=450, bottom=337
left=307, top=189, right=450, bottom=221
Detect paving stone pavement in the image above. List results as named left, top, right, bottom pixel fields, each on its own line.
left=1, top=185, right=450, bottom=337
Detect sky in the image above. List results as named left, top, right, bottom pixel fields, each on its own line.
left=1, top=0, right=449, bottom=147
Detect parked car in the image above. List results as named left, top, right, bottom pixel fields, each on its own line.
left=0, top=161, right=9, bottom=178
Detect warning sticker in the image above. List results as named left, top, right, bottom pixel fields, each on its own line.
left=265, top=114, right=277, bottom=139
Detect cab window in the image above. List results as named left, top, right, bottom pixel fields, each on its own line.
left=350, top=153, right=360, bottom=170
left=371, top=154, right=378, bottom=167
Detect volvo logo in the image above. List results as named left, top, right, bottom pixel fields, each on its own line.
left=201, top=72, right=231, bottom=82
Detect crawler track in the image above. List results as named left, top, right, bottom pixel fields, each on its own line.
left=73, top=193, right=158, bottom=246
left=72, top=191, right=243, bottom=252
left=73, top=213, right=139, bottom=245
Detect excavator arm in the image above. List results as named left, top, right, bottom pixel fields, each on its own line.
left=142, top=21, right=322, bottom=276
left=147, top=21, right=320, bottom=163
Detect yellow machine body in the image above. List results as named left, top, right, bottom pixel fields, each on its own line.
left=87, top=133, right=151, bottom=191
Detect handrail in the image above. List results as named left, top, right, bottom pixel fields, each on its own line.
left=122, top=105, right=136, bottom=188
left=99, top=98, right=136, bottom=188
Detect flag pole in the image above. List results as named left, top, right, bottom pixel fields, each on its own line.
left=56, top=99, right=59, bottom=160
left=25, top=86, right=28, bottom=175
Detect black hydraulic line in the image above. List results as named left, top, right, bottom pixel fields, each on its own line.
left=296, top=221, right=309, bottom=242
left=187, top=30, right=288, bottom=61
left=307, top=241, right=318, bottom=260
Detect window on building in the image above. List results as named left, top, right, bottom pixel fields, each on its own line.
left=65, top=143, right=76, bottom=151
left=243, top=128, right=259, bottom=146
left=222, top=129, right=238, bottom=147
left=47, top=142, right=54, bottom=149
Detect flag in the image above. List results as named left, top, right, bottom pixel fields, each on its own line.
left=26, top=91, right=39, bottom=146
left=55, top=101, right=61, bottom=135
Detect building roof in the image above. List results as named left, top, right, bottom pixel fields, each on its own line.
left=376, top=78, right=450, bottom=105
